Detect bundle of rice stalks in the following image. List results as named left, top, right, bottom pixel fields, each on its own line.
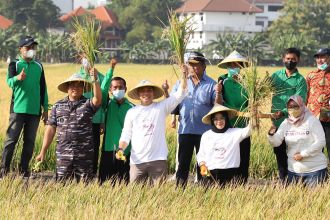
left=237, top=63, right=274, bottom=130
left=68, top=15, right=101, bottom=79
left=161, top=10, right=194, bottom=78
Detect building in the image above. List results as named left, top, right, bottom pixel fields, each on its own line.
left=248, top=0, right=283, bottom=29
left=176, top=0, right=263, bottom=49
left=0, top=14, right=13, bottom=30
left=52, top=0, right=111, bottom=15
left=59, top=6, right=122, bottom=49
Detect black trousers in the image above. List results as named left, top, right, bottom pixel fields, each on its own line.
left=202, top=168, right=240, bottom=188
left=92, top=123, right=101, bottom=175
left=176, top=134, right=202, bottom=187
left=238, top=137, right=251, bottom=183
left=273, top=141, right=288, bottom=181
left=98, top=151, right=130, bottom=185
left=321, top=122, right=330, bottom=160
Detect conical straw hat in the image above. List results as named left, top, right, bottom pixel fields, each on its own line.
left=128, top=80, right=164, bottom=100
left=202, top=104, right=238, bottom=125
left=217, top=50, right=249, bottom=69
left=57, top=73, right=92, bottom=93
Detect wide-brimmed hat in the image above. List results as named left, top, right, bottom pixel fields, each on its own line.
left=314, top=48, right=330, bottom=58
left=128, top=80, right=164, bottom=100
left=57, top=73, right=92, bottom=93
left=19, top=36, right=38, bottom=47
left=187, top=51, right=207, bottom=64
left=217, top=50, right=249, bottom=69
left=202, top=104, right=238, bottom=125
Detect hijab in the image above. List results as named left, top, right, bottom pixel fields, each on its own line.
left=287, top=95, right=310, bottom=126
left=211, top=111, right=231, bottom=133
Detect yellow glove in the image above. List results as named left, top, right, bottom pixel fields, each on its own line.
left=115, top=149, right=126, bottom=162
left=200, top=164, right=209, bottom=177
left=32, top=161, right=43, bottom=173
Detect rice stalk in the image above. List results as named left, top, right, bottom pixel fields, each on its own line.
left=161, top=10, right=194, bottom=78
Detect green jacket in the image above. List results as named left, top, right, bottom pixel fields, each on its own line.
left=100, top=69, right=133, bottom=154
left=79, top=67, right=106, bottom=124
left=271, top=68, right=307, bottom=127
left=6, top=56, right=48, bottom=115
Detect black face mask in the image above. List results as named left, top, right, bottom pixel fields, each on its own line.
left=284, top=61, right=297, bottom=71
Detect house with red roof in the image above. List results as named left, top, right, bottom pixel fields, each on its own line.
left=176, top=0, right=264, bottom=49
left=59, top=5, right=122, bottom=49
left=0, top=14, right=13, bottom=30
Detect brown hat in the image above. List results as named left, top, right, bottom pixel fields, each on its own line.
left=128, top=80, right=164, bottom=100
left=217, top=50, right=249, bottom=69
left=202, top=104, right=237, bottom=125
left=57, top=73, right=92, bottom=93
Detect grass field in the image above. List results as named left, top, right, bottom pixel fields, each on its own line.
left=1, top=62, right=327, bottom=219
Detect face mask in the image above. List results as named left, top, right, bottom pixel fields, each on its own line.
left=82, top=58, right=90, bottom=69
left=228, top=68, right=240, bottom=78
left=318, top=63, right=328, bottom=71
left=25, top=49, right=36, bottom=59
left=288, top=108, right=301, bottom=118
left=284, top=61, right=297, bottom=71
left=112, top=89, right=125, bottom=100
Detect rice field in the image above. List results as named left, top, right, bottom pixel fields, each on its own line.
left=0, top=62, right=326, bottom=219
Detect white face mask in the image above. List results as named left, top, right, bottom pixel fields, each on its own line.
left=112, top=89, right=125, bottom=100
left=82, top=58, right=90, bottom=69
left=25, top=49, right=36, bottom=59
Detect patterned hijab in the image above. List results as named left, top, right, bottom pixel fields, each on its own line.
left=287, top=95, right=310, bottom=126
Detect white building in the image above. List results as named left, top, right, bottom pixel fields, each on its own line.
left=248, top=0, right=283, bottom=29
left=177, top=0, right=264, bottom=50
left=52, top=0, right=111, bottom=14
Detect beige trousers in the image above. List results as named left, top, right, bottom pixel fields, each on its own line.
left=130, top=160, right=167, bottom=185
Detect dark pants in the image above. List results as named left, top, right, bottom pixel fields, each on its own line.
left=273, top=141, right=288, bottom=181
left=202, top=168, right=240, bottom=188
left=1, top=113, right=40, bottom=175
left=98, top=151, right=130, bottom=185
left=238, top=137, right=251, bottom=183
left=321, top=122, right=330, bottom=160
left=176, top=134, right=202, bottom=187
left=92, top=123, right=101, bottom=175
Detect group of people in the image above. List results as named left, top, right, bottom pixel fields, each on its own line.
left=1, top=35, right=330, bottom=188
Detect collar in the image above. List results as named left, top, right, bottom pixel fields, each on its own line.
left=110, top=97, right=130, bottom=105
left=18, top=55, right=35, bottom=63
left=281, top=68, right=298, bottom=78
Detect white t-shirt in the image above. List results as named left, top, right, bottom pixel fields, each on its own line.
left=197, top=125, right=251, bottom=170
left=268, top=113, right=327, bottom=173
left=120, top=86, right=186, bottom=164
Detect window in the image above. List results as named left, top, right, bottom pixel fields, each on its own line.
left=200, top=31, right=203, bottom=39
left=191, top=32, right=194, bottom=39
left=199, top=13, right=203, bottom=21
left=256, top=21, right=264, bottom=26
left=242, top=12, right=246, bottom=15
left=183, top=13, right=187, bottom=17
left=268, top=5, right=283, bottom=12
left=268, top=21, right=273, bottom=26
left=256, top=5, right=264, bottom=11
left=191, top=13, right=195, bottom=17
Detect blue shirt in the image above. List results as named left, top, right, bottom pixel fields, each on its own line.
left=172, top=73, right=216, bottom=135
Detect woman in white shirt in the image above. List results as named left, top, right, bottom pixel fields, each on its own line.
left=268, top=95, right=327, bottom=187
left=197, top=105, right=251, bottom=187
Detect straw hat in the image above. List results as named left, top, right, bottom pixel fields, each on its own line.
left=217, top=50, right=249, bottom=69
left=57, top=73, right=92, bottom=93
left=202, top=104, right=238, bottom=125
left=128, top=80, right=164, bottom=100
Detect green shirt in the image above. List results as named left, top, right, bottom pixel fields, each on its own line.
left=219, top=74, right=248, bottom=128
left=6, top=56, right=48, bottom=115
left=271, top=68, right=307, bottom=127
left=79, top=67, right=107, bottom=124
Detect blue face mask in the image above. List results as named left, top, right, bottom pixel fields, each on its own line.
left=112, top=89, right=125, bottom=100
left=228, top=68, right=240, bottom=78
left=318, top=63, right=328, bottom=71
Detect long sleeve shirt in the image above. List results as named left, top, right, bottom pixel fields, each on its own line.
left=268, top=113, right=327, bottom=173
left=197, top=125, right=251, bottom=170
left=120, top=85, right=186, bottom=164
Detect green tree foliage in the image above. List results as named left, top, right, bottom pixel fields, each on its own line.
left=268, top=0, right=330, bottom=62
left=109, top=0, right=182, bottom=45
left=0, top=0, right=60, bottom=33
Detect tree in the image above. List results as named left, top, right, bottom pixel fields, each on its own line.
left=267, top=0, right=330, bottom=63
left=0, top=0, right=60, bottom=33
left=109, top=0, right=182, bottom=45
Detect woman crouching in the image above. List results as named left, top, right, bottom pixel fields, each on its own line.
left=268, top=95, right=328, bottom=187
left=197, top=105, right=251, bottom=187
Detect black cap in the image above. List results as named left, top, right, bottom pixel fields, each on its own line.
left=18, top=36, right=38, bottom=47
left=187, top=51, right=206, bottom=64
left=314, top=48, right=330, bottom=58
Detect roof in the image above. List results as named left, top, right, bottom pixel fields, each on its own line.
left=59, top=6, right=120, bottom=29
left=177, top=0, right=263, bottom=13
left=247, top=0, right=282, bottom=3
left=0, top=14, right=13, bottom=30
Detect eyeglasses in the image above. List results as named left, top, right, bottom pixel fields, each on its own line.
left=212, top=117, right=225, bottom=121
